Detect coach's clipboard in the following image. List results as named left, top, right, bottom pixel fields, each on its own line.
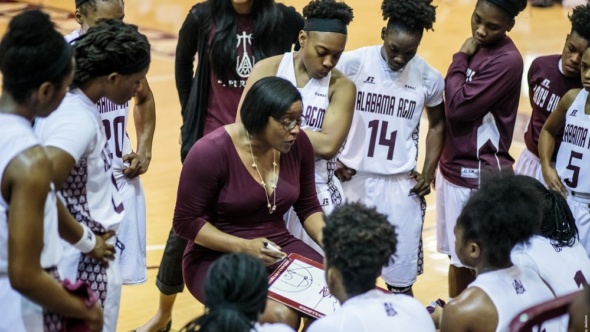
left=268, top=253, right=340, bottom=318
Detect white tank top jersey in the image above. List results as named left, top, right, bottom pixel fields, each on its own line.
left=0, top=114, right=61, bottom=272
left=336, top=46, right=444, bottom=175
left=556, top=89, right=590, bottom=193
left=511, top=235, right=590, bottom=296
left=307, top=289, right=436, bottom=332
left=34, top=89, right=124, bottom=233
left=277, top=52, right=334, bottom=185
left=468, top=265, right=559, bottom=332
left=65, top=30, right=133, bottom=190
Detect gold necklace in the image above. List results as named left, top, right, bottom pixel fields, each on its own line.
left=246, top=131, right=277, bottom=214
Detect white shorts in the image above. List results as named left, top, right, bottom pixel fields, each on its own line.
left=435, top=171, right=474, bottom=268
left=59, top=237, right=122, bottom=332
left=0, top=270, right=62, bottom=331
left=341, top=172, right=425, bottom=288
left=566, top=193, right=590, bottom=257
left=117, top=176, right=147, bottom=285
left=514, top=148, right=547, bottom=186
left=285, top=179, right=345, bottom=256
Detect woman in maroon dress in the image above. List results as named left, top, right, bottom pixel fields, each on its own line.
left=173, top=76, right=324, bottom=328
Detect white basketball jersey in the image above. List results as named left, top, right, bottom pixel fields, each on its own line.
left=277, top=52, right=334, bottom=185
left=34, top=89, right=124, bottom=233
left=556, top=89, right=590, bottom=193
left=66, top=29, right=133, bottom=190
left=307, top=290, right=435, bottom=332
left=0, top=114, right=61, bottom=272
left=511, top=235, right=590, bottom=296
left=468, top=266, right=559, bottom=332
left=336, top=46, right=444, bottom=175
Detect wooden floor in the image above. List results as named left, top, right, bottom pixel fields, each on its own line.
left=0, top=0, right=577, bottom=330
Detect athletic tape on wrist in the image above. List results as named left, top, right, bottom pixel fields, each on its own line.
left=73, top=224, right=96, bottom=254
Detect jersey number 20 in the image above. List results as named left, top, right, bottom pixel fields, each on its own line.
left=102, top=116, right=126, bottom=159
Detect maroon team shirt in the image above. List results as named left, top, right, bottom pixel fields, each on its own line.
left=204, top=14, right=253, bottom=135
left=173, top=128, right=323, bottom=301
left=439, top=36, right=523, bottom=189
left=524, top=54, right=582, bottom=159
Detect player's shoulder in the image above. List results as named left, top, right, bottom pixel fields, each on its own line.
left=307, top=310, right=348, bottom=332
left=448, top=286, right=495, bottom=316
left=440, top=287, right=497, bottom=332
left=531, top=54, right=561, bottom=67
left=54, top=93, right=96, bottom=124
left=405, top=55, right=442, bottom=79
left=563, top=88, right=584, bottom=105
left=254, top=54, right=284, bottom=74
left=342, top=45, right=375, bottom=59
left=64, top=29, right=80, bottom=43
left=330, top=68, right=355, bottom=91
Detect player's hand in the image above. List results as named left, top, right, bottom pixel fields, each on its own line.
left=241, top=238, right=286, bottom=266
left=84, top=302, right=104, bottom=332
left=410, top=171, right=431, bottom=197
left=335, top=160, right=356, bottom=182
left=87, top=231, right=115, bottom=265
left=123, top=151, right=151, bottom=178
left=459, top=37, right=479, bottom=56
left=542, top=166, right=567, bottom=197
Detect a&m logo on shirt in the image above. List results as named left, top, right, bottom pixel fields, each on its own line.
left=383, top=303, right=397, bottom=317
left=465, top=68, right=476, bottom=83
left=512, top=280, right=526, bottom=295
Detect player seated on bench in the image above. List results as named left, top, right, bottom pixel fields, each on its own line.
left=307, top=202, right=435, bottom=331
left=437, top=174, right=560, bottom=332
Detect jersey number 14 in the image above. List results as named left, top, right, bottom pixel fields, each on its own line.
left=368, top=120, right=397, bottom=160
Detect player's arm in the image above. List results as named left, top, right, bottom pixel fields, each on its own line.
left=539, top=89, right=579, bottom=196
left=445, top=52, right=522, bottom=122
left=44, top=146, right=77, bottom=189
left=413, top=102, right=445, bottom=196
left=235, top=56, right=281, bottom=123
left=302, top=212, right=324, bottom=247
left=5, top=148, right=103, bottom=331
left=39, top=111, right=95, bottom=188
left=439, top=287, right=498, bottom=332
left=56, top=198, right=115, bottom=265
left=124, top=77, right=156, bottom=178
left=175, top=7, right=201, bottom=111
left=304, top=72, right=356, bottom=159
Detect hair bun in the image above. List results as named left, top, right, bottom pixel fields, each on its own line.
left=6, top=10, right=55, bottom=47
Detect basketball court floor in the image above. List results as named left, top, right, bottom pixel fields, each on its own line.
left=0, top=0, right=577, bottom=330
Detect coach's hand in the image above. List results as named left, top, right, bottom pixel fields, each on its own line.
left=87, top=231, right=116, bottom=265
left=123, top=151, right=151, bottom=178
left=410, top=171, right=431, bottom=197
left=240, top=238, right=286, bottom=266
left=335, top=160, right=356, bottom=182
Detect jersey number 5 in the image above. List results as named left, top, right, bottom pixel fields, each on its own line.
left=574, top=270, right=588, bottom=288
left=367, top=120, right=397, bottom=160
left=564, top=151, right=583, bottom=188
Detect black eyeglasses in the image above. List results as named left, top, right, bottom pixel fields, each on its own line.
left=279, top=117, right=307, bottom=131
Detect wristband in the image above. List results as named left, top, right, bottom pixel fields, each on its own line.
left=73, top=224, right=96, bottom=254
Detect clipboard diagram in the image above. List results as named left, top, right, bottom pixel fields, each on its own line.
left=268, top=253, right=340, bottom=318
